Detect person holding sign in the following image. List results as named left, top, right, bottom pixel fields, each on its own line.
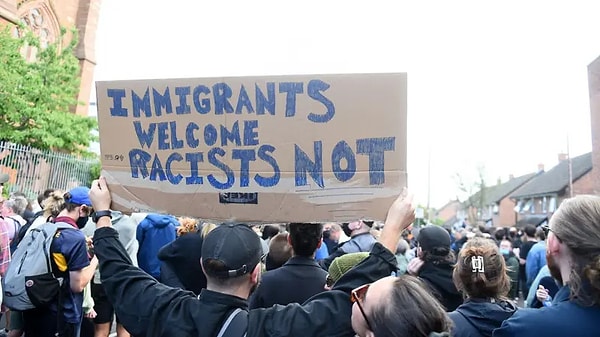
left=89, top=176, right=415, bottom=337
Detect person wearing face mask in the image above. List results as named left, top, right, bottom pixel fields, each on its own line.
left=499, top=239, right=520, bottom=300
left=318, top=219, right=377, bottom=270
left=21, top=186, right=99, bottom=337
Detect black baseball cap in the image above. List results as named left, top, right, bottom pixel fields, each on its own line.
left=417, top=225, right=451, bottom=255
left=201, top=223, right=263, bottom=278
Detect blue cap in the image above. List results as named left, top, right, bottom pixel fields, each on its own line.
left=66, top=187, right=92, bottom=207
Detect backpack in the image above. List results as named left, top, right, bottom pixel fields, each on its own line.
left=2, top=221, right=73, bottom=311
left=11, top=211, right=45, bottom=254
left=4, top=216, right=21, bottom=233
left=216, top=308, right=248, bottom=337
left=6, top=215, right=26, bottom=254
left=8, top=211, right=36, bottom=255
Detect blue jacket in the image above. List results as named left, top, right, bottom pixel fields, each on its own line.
left=315, top=244, right=329, bottom=261
left=449, top=299, right=517, bottom=337
left=493, top=286, right=600, bottom=337
left=525, top=241, right=547, bottom=286
left=136, top=214, right=178, bottom=279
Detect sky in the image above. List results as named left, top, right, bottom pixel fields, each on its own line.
left=91, top=0, right=600, bottom=209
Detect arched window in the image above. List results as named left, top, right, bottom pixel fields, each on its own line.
left=13, top=1, right=60, bottom=61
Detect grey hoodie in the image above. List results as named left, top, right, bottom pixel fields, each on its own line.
left=82, top=210, right=139, bottom=283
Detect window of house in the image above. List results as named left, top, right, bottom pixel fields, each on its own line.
left=542, top=196, right=547, bottom=213
left=521, top=199, right=533, bottom=213
left=549, top=197, right=557, bottom=213
left=531, top=199, right=537, bottom=214
left=493, top=203, right=499, bottom=214
left=514, top=200, right=523, bottom=213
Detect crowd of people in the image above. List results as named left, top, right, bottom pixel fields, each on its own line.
left=1, top=172, right=600, bottom=336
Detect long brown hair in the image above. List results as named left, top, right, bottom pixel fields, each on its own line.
left=370, top=275, right=452, bottom=337
left=551, top=195, right=600, bottom=306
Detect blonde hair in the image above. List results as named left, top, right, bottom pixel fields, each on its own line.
left=43, top=190, right=65, bottom=220
left=177, top=217, right=199, bottom=236
left=201, top=222, right=217, bottom=238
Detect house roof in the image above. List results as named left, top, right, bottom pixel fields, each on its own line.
left=486, top=173, right=539, bottom=204
left=511, top=152, right=593, bottom=199
left=435, top=200, right=461, bottom=214
left=465, top=172, right=538, bottom=207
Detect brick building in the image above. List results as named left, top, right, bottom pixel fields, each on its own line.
left=435, top=199, right=463, bottom=227
left=462, top=172, right=538, bottom=228
left=0, top=0, right=100, bottom=116
left=511, top=152, right=593, bottom=226
left=589, top=55, right=600, bottom=195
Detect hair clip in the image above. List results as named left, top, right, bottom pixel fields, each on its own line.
left=471, top=256, right=485, bottom=273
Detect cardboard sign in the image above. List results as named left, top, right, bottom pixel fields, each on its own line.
left=95, top=73, right=407, bottom=222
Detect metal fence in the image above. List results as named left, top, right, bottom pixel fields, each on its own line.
left=0, top=141, right=96, bottom=201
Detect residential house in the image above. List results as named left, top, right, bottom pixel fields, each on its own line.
left=511, top=152, right=593, bottom=226
left=463, top=172, right=539, bottom=228
left=434, top=200, right=464, bottom=228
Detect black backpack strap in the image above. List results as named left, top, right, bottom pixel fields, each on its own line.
left=216, top=308, right=248, bottom=337
left=6, top=216, right=20, bottom=235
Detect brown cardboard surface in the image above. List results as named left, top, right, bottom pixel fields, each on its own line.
left=96, top=73, right=407, bottom=222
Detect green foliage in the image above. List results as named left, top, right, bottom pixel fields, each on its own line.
left=0, top=26, right=97, bottom=155
left=1, top=182, right=9, bottom=199
left=432, top=218, right=445, bottom=226
left=89, top=160, right=101, bottom=181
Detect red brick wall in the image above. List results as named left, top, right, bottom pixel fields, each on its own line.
left=497, top=197, right=517, bottom=227
left=589, top=56, right=600, bottom=195
left=436, top=201, right=460, bottom=222
left=17, top=0, right=100, bottom=116
left=0, top=0, right=18, bottom=24
left=567, top=171, right=594, bottom=196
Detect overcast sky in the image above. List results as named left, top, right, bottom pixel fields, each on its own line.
left=91, top=0, right=600, bottom=208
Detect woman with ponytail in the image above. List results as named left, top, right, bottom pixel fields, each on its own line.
left=449, top=237, right=517, bottom=337
left=495, top=195, right=600, bottom=337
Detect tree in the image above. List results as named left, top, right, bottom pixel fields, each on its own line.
left=0, top=26, right=97, bottom=156
left=453, top=165, right=488, bottom=225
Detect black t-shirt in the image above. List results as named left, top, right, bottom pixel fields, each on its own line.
left=520, top=241, right=536, bottom=259
left=519, top=240, right=536, bottom=270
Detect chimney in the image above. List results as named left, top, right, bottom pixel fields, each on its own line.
left=497, top=177, right=502, bottom=186
left=509, top=174, right=515, bottom=180
left=558, top=153, right=568, bottom=163
left=538, top=163, right=545, bottom=172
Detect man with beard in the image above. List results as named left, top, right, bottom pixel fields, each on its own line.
left=318, top=220, right=377, bottom=270
left=494, top=195, right=600, bottom=337
left=407, top=225, right=463, bottom=311
left=89, top=177, right=416, bottom=337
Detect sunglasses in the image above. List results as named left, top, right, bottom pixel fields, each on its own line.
left=351, top=283, right=374, bottom=331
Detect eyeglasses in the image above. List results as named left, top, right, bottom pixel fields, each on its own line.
left=351, top=283, right=374, bottom=331
left=541, top=224, right=562, bottom=242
